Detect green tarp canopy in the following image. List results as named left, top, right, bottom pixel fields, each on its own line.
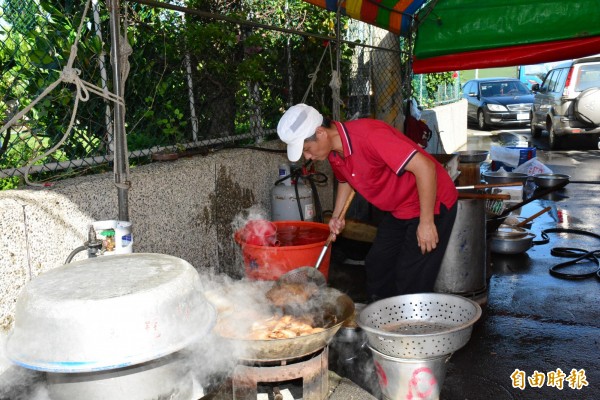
left=306, top=0, right=600, bottom=73
left=412, top=0, right=600, bottom=73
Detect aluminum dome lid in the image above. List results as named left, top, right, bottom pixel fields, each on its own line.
left=6, top=253, right=216, bottom=373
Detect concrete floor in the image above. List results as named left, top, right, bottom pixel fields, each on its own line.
left=327, top=129, right=600, bottom=400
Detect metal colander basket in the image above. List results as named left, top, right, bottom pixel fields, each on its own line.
left=357, top=293, right=482, bottom=359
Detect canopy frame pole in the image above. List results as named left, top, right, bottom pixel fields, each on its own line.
left=108, top=0, right=130, bottom=221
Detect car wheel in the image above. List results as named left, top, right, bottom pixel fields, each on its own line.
left=548, top=121, right=560, bottom=150
left=530, top=114, right=542, bottom=138
left=477, top=109, right=488, bottom=130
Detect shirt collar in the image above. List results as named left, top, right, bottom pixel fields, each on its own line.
left=335, top=121, right=353, bottom=157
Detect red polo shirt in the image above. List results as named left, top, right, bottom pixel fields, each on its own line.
left=328, top=119, right=458, bottom=219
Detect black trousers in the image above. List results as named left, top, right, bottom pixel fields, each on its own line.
left=365, top=203, right=457, bottom=301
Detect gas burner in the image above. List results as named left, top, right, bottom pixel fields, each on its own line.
left=231, top=347, right=329, bottom=400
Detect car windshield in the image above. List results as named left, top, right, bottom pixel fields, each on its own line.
left=479, top=81, right=530, bottom=97
left=574, top=64, right=600, bottom=92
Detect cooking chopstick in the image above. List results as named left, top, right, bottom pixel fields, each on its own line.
left=516, top=206, right=552, bottom=227
left=456, top=182, right=524, bottom=190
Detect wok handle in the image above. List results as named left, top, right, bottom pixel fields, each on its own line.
left=516, top=206, right=552, bottom=227
left=458, top=193, right=511, bottom=200
left=325, top=189, right=356, bottom=246
left=457, top=181, right=524, bottom=190
left=499, top=182, right=567, bottom=217
left=315, top=190, right=356, bottom=270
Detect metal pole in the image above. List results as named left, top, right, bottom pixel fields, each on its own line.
left=181, top=13, right=199, bottom=142
left=334, top=3, right=341, bottom=121
left=92, top=0, right=113, bottom=149
left=284, top=0, right=293, bottom=105
left=108, top=0, right=130, bottom=221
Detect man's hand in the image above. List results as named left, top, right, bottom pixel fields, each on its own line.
left=328, top=216, right=346, bottom=242
left=417, top=221, right=439, bottom=254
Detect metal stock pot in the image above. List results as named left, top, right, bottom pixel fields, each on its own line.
left=6, top=253, right=216, bottom=373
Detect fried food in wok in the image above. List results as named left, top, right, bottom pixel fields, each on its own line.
left=249, top=315, right=325, bottom=339
left=266, top=282, right=319, bottom=307
left=215, top=313, right=324, bottom=340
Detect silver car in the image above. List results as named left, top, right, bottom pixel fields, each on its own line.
left=530, top=55, right=600, bottom=149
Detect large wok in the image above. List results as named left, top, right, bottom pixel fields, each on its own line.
left=206, top=282, right=354, bottom=362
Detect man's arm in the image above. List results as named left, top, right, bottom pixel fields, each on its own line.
left=405, top=152, right=439, bottom=254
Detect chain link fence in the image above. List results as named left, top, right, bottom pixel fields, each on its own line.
left=412, top=72, right=462, bottom=108
left=0, top=0, right=460, bottom=189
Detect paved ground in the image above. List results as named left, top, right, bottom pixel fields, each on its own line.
left=327, top=127, right=600, bottom=400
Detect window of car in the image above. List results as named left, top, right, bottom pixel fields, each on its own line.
left=574, top=64, right=600, bottom=92
left=543, top=69, right=560, bottom=93
left=503, top=81, right=530, bottom=95
left=463, top=81, right=473, bottom=95
left=554, top=68, right=568, bottom=93
left=480, top=82, right=501, bottom=97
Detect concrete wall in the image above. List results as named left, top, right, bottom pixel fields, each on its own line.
left=0, top=145, right=334, bottom=335
left=0, top=100, right=466, bottom=338
left=423, top=99, right=468, bottom=154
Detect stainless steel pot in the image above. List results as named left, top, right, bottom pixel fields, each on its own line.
left=495, top=225, right=529, bottom=239
left=482, top=171, right=529, bottom=184
left=7, top=253, right=216, bottom=373
left=435, top=199, right=486, bottom=294
left=489, top=233, right=536, bottom=254
left=46, top=352, right=194, bottom=400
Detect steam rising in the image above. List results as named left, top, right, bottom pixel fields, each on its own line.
left=0, top=334, right=50, bottom=400
left=0, top=207, right=375, bottom=398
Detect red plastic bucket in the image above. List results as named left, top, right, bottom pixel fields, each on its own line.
left=234, top=221, right=332, bottom=281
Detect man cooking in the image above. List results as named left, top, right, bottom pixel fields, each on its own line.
left=277, top=103, right=458, bottom=301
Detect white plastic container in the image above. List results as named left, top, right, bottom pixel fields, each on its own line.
left=92, top=220, right=133, bottom=255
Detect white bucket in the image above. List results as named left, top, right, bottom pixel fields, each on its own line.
left=368, top=346, right=450, bottom=400
left=92, top=220, right=133, bottom=255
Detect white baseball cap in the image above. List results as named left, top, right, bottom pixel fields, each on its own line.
left=277, top=104, right=323, bottom=162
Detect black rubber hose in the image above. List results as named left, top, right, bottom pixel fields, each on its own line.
left=65, top=246, right=87, bottom=264
left=533, top=228, right=600, bottom=280
left=548, top=247, right=599, bottom=279
left=293, top=180, right=305, bottom=221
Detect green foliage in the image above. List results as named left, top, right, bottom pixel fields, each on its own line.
left=0, top=0, right=356, bottom=188
left=0, top=0, right=110, bottom=182
left=413, top=71, right=458, bottom=108
left=423, top=72, right=455, bottom=97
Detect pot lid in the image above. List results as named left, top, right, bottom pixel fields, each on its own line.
left=494, top=225, right=529, bottom=239
left=6, top=253, right=216, bottom=373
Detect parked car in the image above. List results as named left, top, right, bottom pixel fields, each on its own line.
left=530, top=55, right=600, bottom=149
left=462, top=78, right=534, bottom=130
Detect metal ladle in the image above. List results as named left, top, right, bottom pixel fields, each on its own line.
left=277, top=189, right=356, bottom=287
